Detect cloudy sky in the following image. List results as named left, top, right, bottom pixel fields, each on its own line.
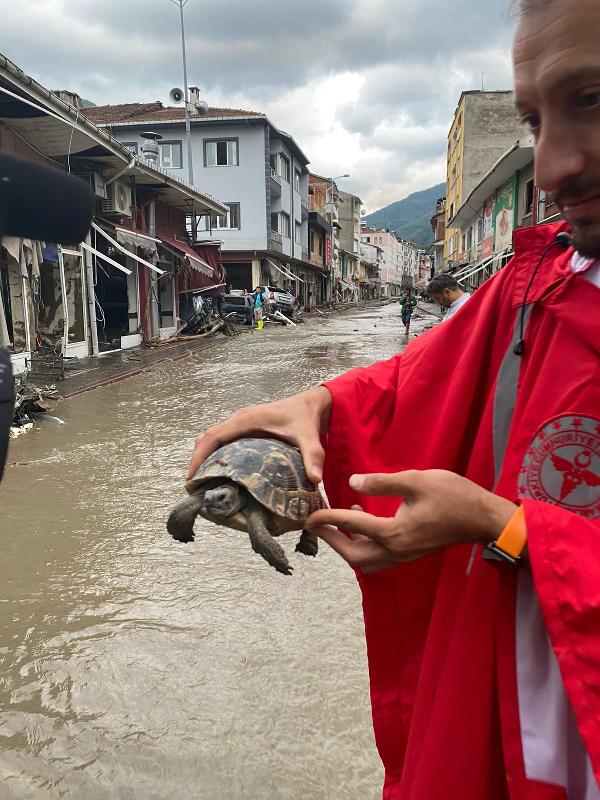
left=1, top=0, right=517, bottom=212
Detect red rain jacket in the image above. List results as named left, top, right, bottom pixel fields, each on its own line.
left=323, top=222, right=600, bottom=799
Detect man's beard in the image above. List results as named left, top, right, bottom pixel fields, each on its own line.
left=553, top=183, right=600, bottom=259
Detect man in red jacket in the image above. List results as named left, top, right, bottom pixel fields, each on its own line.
left=187, top=1, right=600, bottom=797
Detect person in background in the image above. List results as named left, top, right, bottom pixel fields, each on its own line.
left=252, top=285, right=267, bottom=330
left=427, top=274, right=471, bottom=322
left=399, top=288, right=418, bottom=335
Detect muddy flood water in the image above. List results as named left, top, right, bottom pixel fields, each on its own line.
left=1, top=303, right=434, bottom=799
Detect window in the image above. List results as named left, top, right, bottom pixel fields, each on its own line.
left=271, top=212, right=279, bottom=233
left=204, top=139, right=239, bottom=167
left=477, top=216, right=484, bottom=243
left=295, top=221, right=302, bottom=243
left=122, top=141, right=138, bottom=155
left=209, top=202, right=240, bottom=229
left=461, top=234, right=466, bottom=253
left=310, top=230, right=315, bottom=252
left=280, top=154, right=290, bottom=183
left=525, top=179, right=535, bottom=214
left=280, top=212, right=291, bottom=238
left=318, top=236, right=323, bottom=256
left=294, top=169, right=301, bottom=193
left=159, top=141, right=182, bottom=169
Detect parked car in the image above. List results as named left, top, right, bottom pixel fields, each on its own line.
left=265, top=286, right=297, bottom=317
left=223, top=294, right=253, bottom=325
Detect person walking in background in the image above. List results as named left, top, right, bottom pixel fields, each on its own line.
left=399, top=288, right=418, bottom=335
left=252, top=286, right=267, bottom=330
left=426, top=274, right=471, bottom=322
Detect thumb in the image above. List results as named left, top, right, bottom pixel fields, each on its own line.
left=297, top=433, right=326, bottom=484
left=349, top=469, right=422, bottom=498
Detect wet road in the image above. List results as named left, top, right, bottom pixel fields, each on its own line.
left=0, top=302, right=434, bottom=799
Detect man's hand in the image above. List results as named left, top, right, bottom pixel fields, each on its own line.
left=305, top=470, right=517, bottom=574
left=187, top=386, right=332, bottom=483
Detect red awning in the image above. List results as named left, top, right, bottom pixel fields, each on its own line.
left=159, top=235, right=213, bottom=276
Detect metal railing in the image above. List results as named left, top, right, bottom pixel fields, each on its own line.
left=270, top=166, right=281, bottom=184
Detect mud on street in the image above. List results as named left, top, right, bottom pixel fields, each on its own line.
left=0, top=303, right=436, bottom=800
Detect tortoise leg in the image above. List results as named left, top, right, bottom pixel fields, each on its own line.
left=166, top=491, right=205, bottom=543
left=245, top=502, right=293, bottom=576
left=295, top=529, right=318, bottom=557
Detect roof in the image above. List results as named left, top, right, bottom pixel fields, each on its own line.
left=86, top=101, right=310, bottom=167
left=449, top=137, right=534, bottom=228
left=84, top=102, right=263, bottom=126
left=0, top=53, right=227, bottom=217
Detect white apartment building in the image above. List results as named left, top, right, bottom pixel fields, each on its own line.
left=86, top=100, right=315, bottom=297
left=360, top=227, right=417, bottom=297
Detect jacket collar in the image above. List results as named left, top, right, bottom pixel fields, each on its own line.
left=511, top=221, right=573, bottom=309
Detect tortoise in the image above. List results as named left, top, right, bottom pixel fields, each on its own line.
left=166, top=438, right=325, bottom=575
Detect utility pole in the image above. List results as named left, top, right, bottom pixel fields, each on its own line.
left=170, top=0, right=194, bottom=185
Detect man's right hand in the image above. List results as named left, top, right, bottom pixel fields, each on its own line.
left=187, top=386, right=332, bottom=483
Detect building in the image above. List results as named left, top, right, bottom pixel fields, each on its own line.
left=309, top=172, right=343, bottom=303
left=360, top=241, right=384, bottom=299
left=430, top=197, right=446, bottom=274
left=444, top=91, right=524, bottom=268
left=416, top=250, right=433, bottom=288
left=360, top=228, right=418, bottom=297
left=85, top=101, right=322, bottom=306
left=337, top=189, right=364, bottom=302
left=0, top=54, right=226, bottom=376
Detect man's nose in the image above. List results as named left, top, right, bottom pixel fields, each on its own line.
left=534, top=124, right=586, bottom=193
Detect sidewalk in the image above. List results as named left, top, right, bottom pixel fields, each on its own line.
left=56, top=335, right=233, bottom=398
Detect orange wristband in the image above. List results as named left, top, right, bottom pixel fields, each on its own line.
left=482, top=505, right=527, bottom=566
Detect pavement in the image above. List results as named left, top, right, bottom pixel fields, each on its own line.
left=55, top=334, right=237, bottom=398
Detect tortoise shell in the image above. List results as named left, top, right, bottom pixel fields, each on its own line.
left=187, top=438, right=324, bottom=523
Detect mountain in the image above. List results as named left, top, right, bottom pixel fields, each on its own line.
left=364, top=183, right=445, bottom=249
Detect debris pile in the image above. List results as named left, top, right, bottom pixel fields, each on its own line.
left=10, top=379, right=60, bottom=438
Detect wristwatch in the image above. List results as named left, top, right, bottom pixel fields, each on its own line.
left=482, top=505, right=527, bottom=566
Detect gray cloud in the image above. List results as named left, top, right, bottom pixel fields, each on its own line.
left=0, top=0, right=519, bottom=210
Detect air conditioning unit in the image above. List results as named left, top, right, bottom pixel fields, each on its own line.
left=76, top=171, right=108, bottom=199
left=102, top=179, right=133, bottom=217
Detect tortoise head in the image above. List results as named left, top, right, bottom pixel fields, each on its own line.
left=201, top=482, right=245, bottom=519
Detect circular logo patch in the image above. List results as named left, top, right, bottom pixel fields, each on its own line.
left=520, top=415, right=600, bottom=518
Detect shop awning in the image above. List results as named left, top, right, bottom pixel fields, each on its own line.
left=115, top=225, right=160, bottom=258
left=265, top=258, right=305, bottom=284
left=91, top=221, right=164, bottom=275
left=457, top=250, right=514, bottom=283
left=160, top=235, right=213, bottom=276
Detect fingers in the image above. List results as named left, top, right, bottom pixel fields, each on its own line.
left=349, top=470, right=422, bottom=498
left=305, top=508, right=391, bottom=540
left=310, top=524, right=398, bottom=574
left=297, top=433, right=326, bottom=484
left=187, top=409, right=261, bottom=479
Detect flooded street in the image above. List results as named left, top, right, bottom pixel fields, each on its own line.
left=1, top=303, right=433, bottom=799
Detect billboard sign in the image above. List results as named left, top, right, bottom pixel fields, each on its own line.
left=494, top=178, right=516, bottom=252
left=482, top=197, right=494, bottom=258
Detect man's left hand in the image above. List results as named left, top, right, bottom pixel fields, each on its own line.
left=305, top=470, right=517, bottom=574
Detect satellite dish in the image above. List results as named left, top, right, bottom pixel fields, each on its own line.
left=169, top=87, right=184, bottom=104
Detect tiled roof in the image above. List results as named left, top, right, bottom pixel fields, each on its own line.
left=83, top=102, right=263, bottom=125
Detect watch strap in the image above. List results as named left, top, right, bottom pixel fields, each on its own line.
left=482, top=504, right=527, bottom=566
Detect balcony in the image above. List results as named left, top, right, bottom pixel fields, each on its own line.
left=301, top=197, right=309, bottom=220
left=270, top=231, right=283, bottom=252
left=270, top=166, right=281, bottom=197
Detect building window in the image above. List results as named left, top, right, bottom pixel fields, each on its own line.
left=159, top=141, right=182, bottom=169
left=295, top=221, right=302, bottom=243
left=280, top=154, right=290, bottom=183
left=477, top=216, right=484, bottom=243
left=122, top=142, right=138, bottom=155
left=310, top=230, right=315, bottom=251
left=280, top=212, right=291, bottom=238
left=294, top=169, right=301, bottom=193
left=525, top=179, right=535, bottom=215
left=271, top=212, right=279, bottom=233
left=204, top=139, right=239, bottom=167
left=209, top=202, right=240, bottom=229
left=318, top=236, right=323, bottom=256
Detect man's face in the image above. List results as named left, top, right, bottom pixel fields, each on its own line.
left=514, top=0, right=600, bottom=257
left=431, top=289, right=453, bottom=308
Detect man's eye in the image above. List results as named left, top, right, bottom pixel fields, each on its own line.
left=576, top=90, right=600, bottom=109
left=521, top=114, right=541, bottom=134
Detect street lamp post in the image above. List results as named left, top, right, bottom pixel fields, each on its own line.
left=170, top=0, right=194, bottom=186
